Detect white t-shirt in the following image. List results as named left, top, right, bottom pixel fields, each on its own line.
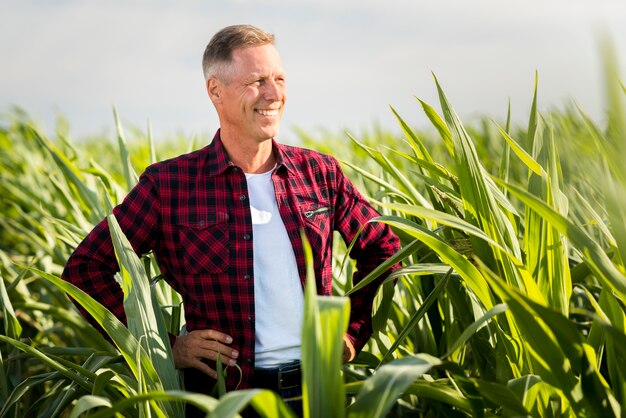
left=245, top=168, right=304, bottom=367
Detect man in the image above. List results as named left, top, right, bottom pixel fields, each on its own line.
left=62, top=24, right=400, bottom=414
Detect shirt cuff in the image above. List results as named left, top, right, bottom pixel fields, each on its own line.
left=168, top=333, right=177, bottom=348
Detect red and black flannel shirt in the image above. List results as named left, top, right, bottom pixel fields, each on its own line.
left=62, top=130, right=400, bottom=392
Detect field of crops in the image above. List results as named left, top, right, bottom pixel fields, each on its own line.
left=2, top=55, right=626, bottom=417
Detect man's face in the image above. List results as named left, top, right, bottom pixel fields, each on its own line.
left=212, top=43, right=286, bottom=143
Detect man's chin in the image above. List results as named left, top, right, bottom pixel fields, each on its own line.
left=259, top=125, right=281, bottom=140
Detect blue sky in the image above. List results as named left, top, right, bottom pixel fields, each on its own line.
left=1, top=0, right=625, bottom=144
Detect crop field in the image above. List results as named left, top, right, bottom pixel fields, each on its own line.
left=1, top=58, right=626, bottom=416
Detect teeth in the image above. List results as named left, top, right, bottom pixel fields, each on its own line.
left=257, top=109, right=279, bottom=116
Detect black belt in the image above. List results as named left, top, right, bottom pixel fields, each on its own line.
left=253, top=360, right=301, bottom=391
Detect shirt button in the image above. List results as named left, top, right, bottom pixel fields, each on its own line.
left=239, top=194, right=247, bottom=201
left=246, top=358, right=252, bottom=364
left=244, top=274, right=251, bottom=280
left=247, top=316, right=252, bottom=322
left=232, top=167, right=240, bottom=172
left=243, top=233, right=251, bottom=240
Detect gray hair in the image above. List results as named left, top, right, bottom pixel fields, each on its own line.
left=202, top=24, right=275, bottom=82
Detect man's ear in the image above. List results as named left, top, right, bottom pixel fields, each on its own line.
left=206, top=78, right=222, bottom=103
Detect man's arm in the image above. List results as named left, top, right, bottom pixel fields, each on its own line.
left=331, top=157, right=401, bottom=356
left=61, top=170, right=162, bottom=334
left=62, top=167, right=239, bottom=376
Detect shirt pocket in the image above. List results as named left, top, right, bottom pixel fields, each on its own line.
left=303, top=205, right=331, bottom=221
left=176, top=212, right=230, bottom=275
left=302, top=204, right=332, bottom=249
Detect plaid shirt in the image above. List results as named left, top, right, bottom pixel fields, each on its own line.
left=62, top=131, right=400, bottom=391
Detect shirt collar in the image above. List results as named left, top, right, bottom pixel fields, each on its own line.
left=206, top=130, right=232, bottom=176
left=207, top=129, right=297, bottom=176
left=271, top=140, right=297, bottom=175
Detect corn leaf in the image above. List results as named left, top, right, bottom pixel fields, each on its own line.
left=107, top=214, right=183, bottom=415
left=349, top=354, right=442, bottom=418
left=375, top=215, right=494, bottom=310
left=113, top=108, right=139, bottom=191
left=0, top=273, right=21, bottom=339
left=68, top=395, right=113, bottom=418
left=301, top=232, right=349, bottom=418
left=210, top=389, right=296, bottom=418
left=86, top=391, right=219, bottom=418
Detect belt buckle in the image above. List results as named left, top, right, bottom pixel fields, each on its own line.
left=277, top=361, right=300, bottom=390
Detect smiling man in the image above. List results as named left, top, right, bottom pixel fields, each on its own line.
left=62, top=24, right=400, bottom=417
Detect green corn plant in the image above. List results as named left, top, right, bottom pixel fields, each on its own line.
left=328, top=45, right=625, bottom=415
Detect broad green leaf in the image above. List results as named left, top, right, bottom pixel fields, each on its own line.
left=69, top=395, right=112, bottom=418
left=375, top=215, right=494, bottom=310
left=473, top=379, right=530, bottom=416
left=524, top=120, right=571, bottom=315
left=417, top=97, right=454, bottom=157
left=301, top=232, right=349, bottom=418
left=497, top=125, right=543, bottom=176
left=371, top=280, right=395, bottom=335
left=0, top=349, right=7, bottom=404
left=345, top=378, right=474, bottom=413
left=86, top=390, right=219, bottom=418
left=497, top=99, right=512, bottom=187
left=375, top=201, right=507, bottom=252
left=93, top=370, right=116, bottom=396
left=604, top=175, right=626, bottom=278
left=148, top=121, right=157, bottom=164
left=386, top=263, right=457, bottom=281
left=597, top=288, right=626, bottom=405
left=527, top=71, right=540, bottom=152
left=349, top=354, right=442, bottom=418
left=390, top=105, right=435, bottom=165
left=212, top=388, right=296, bottom=418
left=507, top=374, right=543, bottom=407
left=0, top=273, right=22, bottom=338
left=345, top=237, right=422, bottom=296
left=113, top=107, right=139, bottom=191
left=107, top=214, right=183, bottom=415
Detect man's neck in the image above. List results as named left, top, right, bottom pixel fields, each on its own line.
left=220, top=132, right=276, bottom=174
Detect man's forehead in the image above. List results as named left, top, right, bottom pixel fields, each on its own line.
left=231, top=45, right=284, bottom=73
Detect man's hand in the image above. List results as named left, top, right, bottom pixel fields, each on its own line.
left=343, top=335, right=356, bottom=363
left=172, top=329, right=239, bottom=378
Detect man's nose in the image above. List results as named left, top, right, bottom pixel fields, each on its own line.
left=263, top=79, right=284, bottom=101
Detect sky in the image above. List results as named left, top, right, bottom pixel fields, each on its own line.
left=1, top=0, right=625, bottom=145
